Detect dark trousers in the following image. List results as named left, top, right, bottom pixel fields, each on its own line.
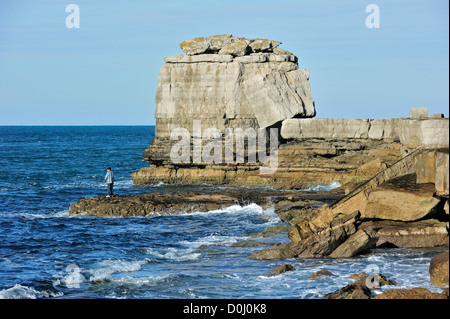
left=108, top=183, right=114, bottom=196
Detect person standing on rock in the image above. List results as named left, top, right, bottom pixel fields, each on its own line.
left=105, top=167, right=114, bottom=197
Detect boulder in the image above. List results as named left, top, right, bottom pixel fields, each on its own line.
left=327, top=272, right=396, bottom=299
left=273, top=47, right=293, bottom=55
left=325, top=282, right=372, bottom=299
left=349, top=272, right=396, bottom=288
left=208, top=34, right=235, bottom=51
left=363, top=174, right=441, bottom=221
left=218, top=41, right=249, bottom=57
left=398, top=118, right=449, bottom=150
left=247, top=242, right=297, bottom=260
left=360, top=220, right=449, bottom=248
left=308, top=269, right=335, bottom=279
left=179, top=36, right=211, bottom=55
left=429, top=251, right=449, bottom=287
left=248, top=38, right=281, bottom=52
left=179, top=35, right=283, bottom=56
left=367, top=118, right=400, bottom=140
left=267, top=264, right=296, bottom=276
left=289, top=211, right=360, bottom=258
left=409, top=107, right=428, bottom=119
left=329, top=228, right=378, bottom=258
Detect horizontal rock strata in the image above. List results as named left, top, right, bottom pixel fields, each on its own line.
left=133, top=138, right=403, bottom=189
left=69, top=188, right=344, bottom=218
left=281, top=117, right=449, bottom=151
left=134, top=115, right=448, bottom=190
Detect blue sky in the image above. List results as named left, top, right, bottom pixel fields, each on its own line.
left=0, top=0, right=448, bottom=125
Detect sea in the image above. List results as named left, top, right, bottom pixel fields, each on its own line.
left=0, top=126, right=446, bottom=299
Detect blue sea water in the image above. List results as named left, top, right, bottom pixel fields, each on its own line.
left=0, top=126, right=446, bottom=299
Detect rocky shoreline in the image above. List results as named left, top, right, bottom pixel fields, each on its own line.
left=69, top=35, right=449, bottom=298
left=69, top=188, right=343, bottom=218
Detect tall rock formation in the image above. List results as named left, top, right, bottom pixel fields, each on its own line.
left=132, top=35, right=405, bottom=188
left=160, top=35, right=315, bottom=131
left=133, top=35, right=319, bottom=186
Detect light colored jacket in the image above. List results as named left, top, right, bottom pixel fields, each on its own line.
left=105, top=171, right=114, bottom=184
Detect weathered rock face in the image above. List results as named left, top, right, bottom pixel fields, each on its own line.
left=415, top=149, right=449, bottom=196
left=281, top=117, right=449, bottom=152
left=133, top=35, right=322, bottom=187
left=363, top=174, right=441, bottom=221
left=155, top=54, right=314, bottom=131
left=398, top=118, right=449, bottom=151
left=134, top=138, right=403, bottom=189
left=179, top=35, right=282, bottom=57
left=280, top=118, right=400, bottom=140
left=154, top=34, right=315, bottom=140
left=329, top=228, right=379, bottom=258
left=429, top=251, right=449, bottom=287
left=361, top=220, right=448, bottom=248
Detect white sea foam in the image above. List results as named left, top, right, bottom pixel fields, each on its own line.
left=149, top=182, right=166, bottom=187
left=187, top=203, right=279, bottom=223
left=108, top=273, right=179, bottom=287
left=302, top=181, right=341, bottom=192
left=0, top=284, right=63, bottom=299
left=14, top=210, right=69, bottom=219
left=88, top=259, right=149, bottom=282
left=180, top=234, right=243, bottom=250
left=144, top=247, right=201, bottom=261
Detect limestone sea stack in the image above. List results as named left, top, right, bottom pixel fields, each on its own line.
left=132, top=35, right=316, bottom=187
left=161, top=34, right=315, bottom=130
left=132, top=35, right=407, bottom=188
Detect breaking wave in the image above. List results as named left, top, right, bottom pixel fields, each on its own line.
left=0, top=284, right=63, bottom=299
